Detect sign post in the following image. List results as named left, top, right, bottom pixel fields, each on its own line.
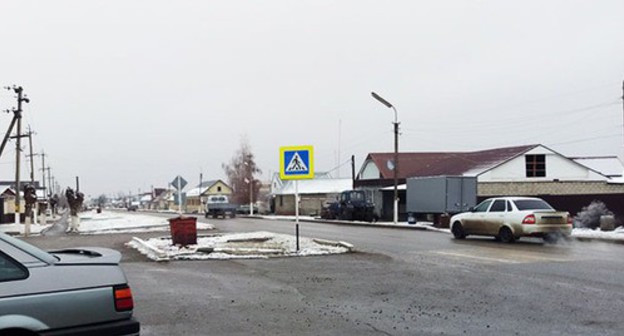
left=171, top=175, right=187, bottom=215
left=280, top=145, right=314, bottom=252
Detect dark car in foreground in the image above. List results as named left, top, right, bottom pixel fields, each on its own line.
left=450, top=197, right=572, bottom=243
left=0, top=232, right=140, bottom=335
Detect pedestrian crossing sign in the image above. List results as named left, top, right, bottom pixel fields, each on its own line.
left=280, top=145, right=314, bottom=180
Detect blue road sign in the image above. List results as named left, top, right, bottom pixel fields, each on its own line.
left=280, top=145, right=314, bottom=180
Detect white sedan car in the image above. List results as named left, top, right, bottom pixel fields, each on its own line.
left=450, top=197, right=572, bottom=243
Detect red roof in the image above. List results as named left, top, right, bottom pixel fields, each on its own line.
left=365, top=144, right=538, bottom=179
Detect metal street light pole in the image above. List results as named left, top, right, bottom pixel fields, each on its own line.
left=244, top=157, right=253, bottom=216
left=249, top=180, right=253, bottom=216
left=371, top=92, right=399, bottom=225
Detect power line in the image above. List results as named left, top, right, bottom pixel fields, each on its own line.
left=410, top=99, right=619, bottom=133
left=547, top=133, right=622, bottom=147
left=324, top=158, right=352, bottom=175
left=401, top=100, right=619, bottom=139
left=448, top=81, right=622, bottom=116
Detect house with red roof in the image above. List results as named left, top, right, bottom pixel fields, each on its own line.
left=355, top=144, right=624, bottom=221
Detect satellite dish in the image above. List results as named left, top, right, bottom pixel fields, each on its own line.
left=386, top=160, right=395, bottom=171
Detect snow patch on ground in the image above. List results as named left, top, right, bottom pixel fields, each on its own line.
left=572, top=226, right=624, bottom=241
left=127, top=231, right=353, bottom=261
left=79, top=211, right=214, bottom=234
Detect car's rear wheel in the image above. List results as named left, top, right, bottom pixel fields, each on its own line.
left=498, top=227, right=515, bottom=243
left=451, top=222, right=466, bottom=239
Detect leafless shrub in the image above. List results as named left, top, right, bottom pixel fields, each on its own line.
left=573, top=201, right=613, bottom=229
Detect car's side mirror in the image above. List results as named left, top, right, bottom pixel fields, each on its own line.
left=469, top=207, right=475, bottom=212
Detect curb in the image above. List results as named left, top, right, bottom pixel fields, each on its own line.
left=312, top=238, right=355, bottom=251
left=241, top=216, right=624, bottom=245
left=240, top=215, right=436, bottom=231
left=128, top=237, right=169, bottom=261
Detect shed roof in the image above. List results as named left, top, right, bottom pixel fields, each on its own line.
left=197, top=180, right=219, bottom=188
left=274, top=178, right=352, bottom=195
left=570, top=156, right=624, bottom=178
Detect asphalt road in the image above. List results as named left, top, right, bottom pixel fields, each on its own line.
left=25, top=215, right=624, bottom=336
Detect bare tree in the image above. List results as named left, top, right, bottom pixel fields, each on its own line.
left=222, top=137, right=262, bottom=205
left=97, top=194, right=108, bottom=207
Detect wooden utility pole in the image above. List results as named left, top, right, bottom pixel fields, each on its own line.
left=8, top=87, right=29, bottom=226
left=26, top=126, right=36, bottom=183
left=10, top=130, right=33, bottom=224
left=46, top=167, right=52, bottom=195
left=40, top=151, right=47, bottom=195
left=0, top=87, right=27, bottom=159
left=15, top=113, right=22, bottom=225
left=25, top=126, right=38, bottom=225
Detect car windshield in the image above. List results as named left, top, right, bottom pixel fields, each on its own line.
left=513, top=199, right=554, bottom=211
left=0, top=232, right=58, bottom=264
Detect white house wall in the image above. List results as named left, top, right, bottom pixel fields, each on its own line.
left=479, top=147, right=606, bottom=182
left=359, top=160, right=380, bottom=180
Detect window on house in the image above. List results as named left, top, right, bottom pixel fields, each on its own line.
left=525, top=154, right=546, bottom=177
left=217, top=186, right=222, bottom=192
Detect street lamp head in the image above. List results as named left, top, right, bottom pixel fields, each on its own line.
left=371, top=91, right=393, bottom=109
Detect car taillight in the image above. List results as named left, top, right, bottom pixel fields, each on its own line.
left=114, top=285, right=134, bottom=312
left=567, top=215, right=573, bottom=225
left=522, top=214, right=536, bottom=224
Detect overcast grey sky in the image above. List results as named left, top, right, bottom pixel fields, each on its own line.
left=1, top=0, right=623, bottom=197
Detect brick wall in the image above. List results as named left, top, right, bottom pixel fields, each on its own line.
left=275, top=193, right=337, bottom=216
left=478, top=181, right=624, bottom=196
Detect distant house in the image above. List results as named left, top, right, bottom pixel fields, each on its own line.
left=0, top=188, right=21, bottom=223
left=186, top=180, right=233, bottom=213
left=271, top=172, right=352, bottom=216
left=355, top=144, right=624, bottom=220
left=146, top=188, right=171, bottom=211
left=139, top=193, right=153, bottom=209
left=0, top=181, right=45, bottom=224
